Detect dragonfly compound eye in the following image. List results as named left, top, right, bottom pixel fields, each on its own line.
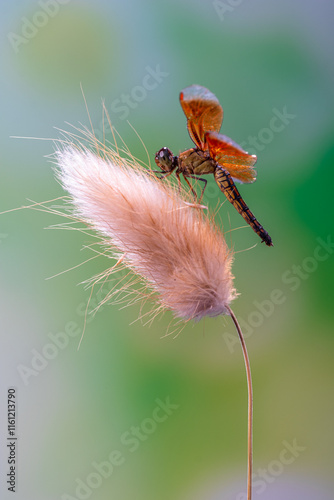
left=155, top=147, right=174, bottom=172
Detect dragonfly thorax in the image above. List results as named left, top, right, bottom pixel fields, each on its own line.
left=178, top=148, right=216, bottom=176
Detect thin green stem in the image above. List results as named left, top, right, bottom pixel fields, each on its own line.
left=226, top=306, right=253, bottom=500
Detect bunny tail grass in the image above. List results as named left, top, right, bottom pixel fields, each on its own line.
left=227, top=306, right=253, bottom=500
left=55, top=144, right=237, bottom=322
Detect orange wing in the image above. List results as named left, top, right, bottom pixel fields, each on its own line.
left=206, top=131, right=257, bottom=183
left=180, top=85, right=223, bottom=150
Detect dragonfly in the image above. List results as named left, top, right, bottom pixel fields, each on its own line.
left=154, top=84, right=273, bottom=247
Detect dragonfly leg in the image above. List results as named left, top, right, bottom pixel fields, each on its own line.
left=185, top=174, right=207, bottom=203
left=182, top=174, right=198, bottom=199
left=152, top=170, right=174, bottom=180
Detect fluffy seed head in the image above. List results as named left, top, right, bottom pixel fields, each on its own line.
left=55, top=143, right=237, bottom=321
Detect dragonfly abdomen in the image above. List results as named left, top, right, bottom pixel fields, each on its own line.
left=214, top=166, right=273, bottom=246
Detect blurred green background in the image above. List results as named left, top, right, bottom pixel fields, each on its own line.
left=1, top=1, right=333, bottom=499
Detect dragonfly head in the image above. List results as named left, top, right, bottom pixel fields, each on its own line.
left=155, top=147, right=175, bottom=172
